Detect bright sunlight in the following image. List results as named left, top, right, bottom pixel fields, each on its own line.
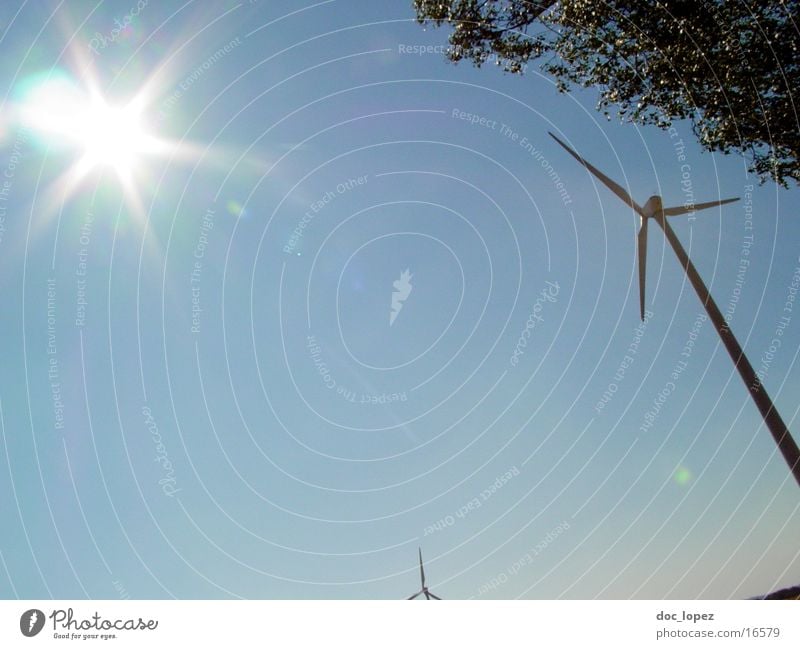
left=19, top=76, right=160, bottom=182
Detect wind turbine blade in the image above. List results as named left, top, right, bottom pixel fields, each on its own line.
left=419, top=548, right=426, bottom=588
left=549, top=132, right=644, bottom=217
left=407, top=591, right=423, bottom=600
left=428, top=592, right=442, bottom=600
left=663, top=197, right=739, bottom=216
left=638, top=219, right=648, bottom=322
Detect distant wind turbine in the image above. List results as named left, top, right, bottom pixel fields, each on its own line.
left=407, top=548, right=442, bottom=600
left=549, top=132, right=800, bottom=488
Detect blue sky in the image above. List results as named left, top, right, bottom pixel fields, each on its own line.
left=0, top=0, right=798, bottom=599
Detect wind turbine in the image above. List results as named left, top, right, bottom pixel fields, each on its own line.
left=407, top=548, right=442, bottom=600
left=549, top=132, right=800, bottom=488
left=549, top=132, right=737, bottom=321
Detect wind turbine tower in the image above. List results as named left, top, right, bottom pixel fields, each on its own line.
left=550, top=131, right=800, bottom=488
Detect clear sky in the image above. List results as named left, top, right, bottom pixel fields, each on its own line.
left=0, top=0, right=798, bottom=600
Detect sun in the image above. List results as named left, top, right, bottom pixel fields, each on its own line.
left=19, top=76, right=160, bottom=183
left=12, top=68, right=230, bottom=233
left=75, top=97, right=152, bottom=178
left=10, top=72, right=184, bottom=231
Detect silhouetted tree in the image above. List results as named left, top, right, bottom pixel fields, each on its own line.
left=414, top=0, right=800, bottom=186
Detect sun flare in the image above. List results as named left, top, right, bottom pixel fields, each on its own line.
left=76, top=99, right=151, bottom=176
left=12, top=68, right=233, bottom=236
left=19, top=77, right=160, bottom=182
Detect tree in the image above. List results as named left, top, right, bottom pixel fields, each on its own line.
left=413, top=0, right=800, bottom=186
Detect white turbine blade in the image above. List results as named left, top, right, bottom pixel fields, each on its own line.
left=663, top=197, right=739, bottom=216
left=549, top=132, right=645, bottom=217
left=638, top=219, right=648, bottom=322
left=428, top=592, right=442, bottom=600
left=407, top=590, right=423, bottom=600
left=418, top=548, right=426, bottom=588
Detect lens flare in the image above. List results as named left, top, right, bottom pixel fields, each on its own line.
left=18, top=76, right=160, bottom=181
left=674, top=466, right=692, bottom=485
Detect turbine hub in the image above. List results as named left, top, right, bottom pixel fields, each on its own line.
left=643, top=195, right=663, bottom=217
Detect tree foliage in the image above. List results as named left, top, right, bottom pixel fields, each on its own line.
left=414, top=1, right=800, bottom=186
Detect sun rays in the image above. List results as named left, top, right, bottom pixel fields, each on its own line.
left=12, top=72, right=170, bottom=225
